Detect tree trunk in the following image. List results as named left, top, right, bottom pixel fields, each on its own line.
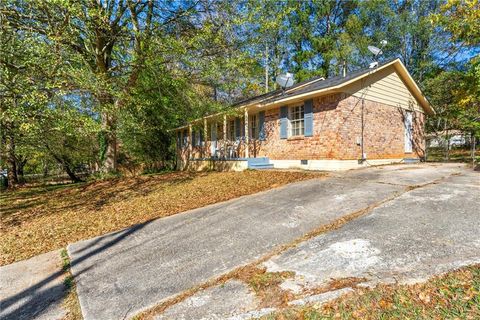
left=45, top=144, right=84, bottom=183
left=5, top=130, right=18, bottom=188
left=6, top=157, right=18, bottom=188
left=63, top=163, right=83, bottom=183
left=444, top=123, right=450, bottom=162
left=472, top=133, right=476, bottom=166
left=16, top=157, right=27, bottom=184
left=101, top=112, right=117, bottom=173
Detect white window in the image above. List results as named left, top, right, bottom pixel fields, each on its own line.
left=289, top=105, right=304, bottom=136
left=227, top=120, right=235, bottom=140
left=249, top=114, right=258, bottom=139
left=195, top=130, right=201, bottom=147
left=182, top=129, right=188, bottom=146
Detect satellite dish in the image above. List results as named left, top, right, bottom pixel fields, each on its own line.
left=276, top=72, right=295, bottom=89
left=368, top=40, right=388, bottom=58
left=367, top=40, right=388, bottom=68
left=368, top=45, right=383, bottom=57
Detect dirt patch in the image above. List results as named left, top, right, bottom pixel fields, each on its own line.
left=234, top=266, right=295, bottom=308
left=302, top=277, right=367, bottom=296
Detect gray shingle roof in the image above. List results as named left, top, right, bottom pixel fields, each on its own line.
left=232, top=58, right=399, bottom=107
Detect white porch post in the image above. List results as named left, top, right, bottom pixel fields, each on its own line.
left=188, top=124, right=192, bottom=157
left=203, top=118, right=208, bottom=156
left=244, top=108, right=249, bottom=158
left=223, top=114, right=227, bottom=154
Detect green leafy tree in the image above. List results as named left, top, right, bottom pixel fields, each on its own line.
left=428, top=0, right=480, bottom=161
left=3, top=0, right=258, bottom=173
left=0, top=9, right=56, bottom=187
left=3, top=0, right=184, bottom=172
left=37, top=97, right=99, bottom=182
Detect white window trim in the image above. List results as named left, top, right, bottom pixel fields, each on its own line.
left=288, top=104, right=305, bottom=137
left=195, top=130, right=201, bottom=147
left=227, top=120, right=235, bottom=141
left=249, top=114, right=259, bottom=139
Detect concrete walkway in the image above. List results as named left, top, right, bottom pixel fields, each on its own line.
left=0, top=250, right=66, bottom=320
left=65, top=163, right=469, bottom=320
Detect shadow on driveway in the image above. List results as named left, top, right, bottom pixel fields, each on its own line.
left=0, top=221, right=151, bottom=320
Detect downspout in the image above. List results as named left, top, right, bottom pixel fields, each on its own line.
left=360, top=98, right=366, bottom=163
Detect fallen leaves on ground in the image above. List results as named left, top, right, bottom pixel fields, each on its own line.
left=0, top=170, right=324, bottom=265
left=261, top=264, right=480, bottom=320
left=234, top=265, right=295, bottom=308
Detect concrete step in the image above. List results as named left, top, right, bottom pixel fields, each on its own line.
left=246, top=157, right=270, bottom=165
left=249, top=163, right=274, bottom=170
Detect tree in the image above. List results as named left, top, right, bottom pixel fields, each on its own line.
left=432, top=0, right=480, bottom=46
left=3, top=1, right=178, bottom=172
left=3, top=0, right=259, bottom=173
left=429, top=0, right=480, bottom=162
left=0, top=7, right=56, bottom=187
left=37, top=97, right=99, bottom=182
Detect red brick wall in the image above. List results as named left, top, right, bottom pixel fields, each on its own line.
left=248, top=93, right=425, bottom=160
left=177, top=93, right=426, bottom=163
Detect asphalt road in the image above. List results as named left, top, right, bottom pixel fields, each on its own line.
left=65, top=163, right=474, bottom=320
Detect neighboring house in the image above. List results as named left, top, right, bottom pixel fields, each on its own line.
left=175, top=58, right=434, bottom=171
left=427, top=130, right=473, bottom=148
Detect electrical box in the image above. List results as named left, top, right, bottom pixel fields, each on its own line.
left=356, top=137, right=362, bottom=146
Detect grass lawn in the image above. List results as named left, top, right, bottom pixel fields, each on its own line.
left=0, top=170, right=323, bottom=266
left=427, top=147, right=479, bottom=163
left=261, top=265, right=480, bottom=320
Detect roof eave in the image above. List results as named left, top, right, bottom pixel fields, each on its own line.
left=391, top=59, right=435, bottom=115
left=173, top=58, right=435, bottom=130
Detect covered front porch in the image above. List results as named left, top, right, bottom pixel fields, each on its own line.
left=176, top=108, right=270, bottom=170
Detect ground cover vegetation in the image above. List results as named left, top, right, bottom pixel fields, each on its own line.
left=261, top=264, right=480, bottom=320
left=0, top=170, right=323, bottom=265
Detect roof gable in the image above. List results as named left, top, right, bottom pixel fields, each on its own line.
left=250, top=58, right=434, bottom=115
left=175, top=58, right=434, bottom=129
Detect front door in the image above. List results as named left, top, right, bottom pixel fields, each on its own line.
left=404, top=112, right=413, bottom=153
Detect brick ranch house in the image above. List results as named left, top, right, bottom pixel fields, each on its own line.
left=175, top=58, right=434, bottom=171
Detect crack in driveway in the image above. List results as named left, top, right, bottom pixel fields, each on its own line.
left=139, top=169, right=466, bottom=319
left=60, top=164, right=473, bottom=320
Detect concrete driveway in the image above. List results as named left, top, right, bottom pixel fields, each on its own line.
left=265, top=168, right=480, bottom=287
left=2, top=163, right=476, bottom=320
left=64, top=163, right=478, bottom=320
left=156, top=164, right=480, bottom=320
